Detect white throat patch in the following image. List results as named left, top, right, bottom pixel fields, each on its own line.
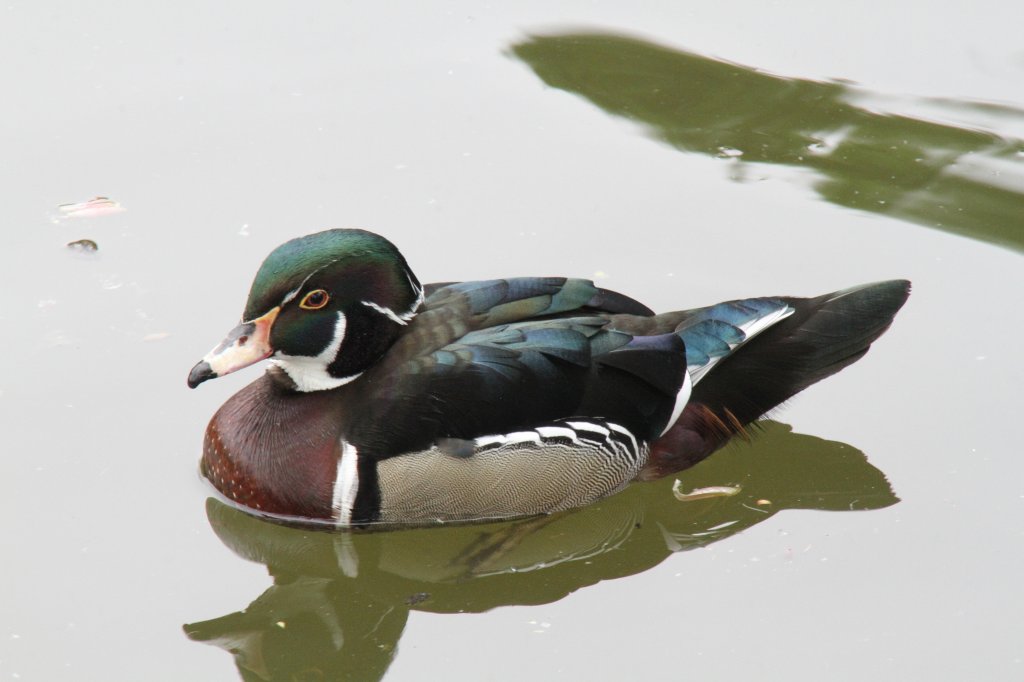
left=270, top=312, right=363, bottom=392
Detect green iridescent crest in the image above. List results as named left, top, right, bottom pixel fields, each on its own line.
left=243, top=229, right=415, bottom=321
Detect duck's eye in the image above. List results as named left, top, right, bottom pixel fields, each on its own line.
left=299, top=289, right=330, bottom=310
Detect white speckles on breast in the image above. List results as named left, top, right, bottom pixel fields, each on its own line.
left=201, top=420, right=267, bottom=512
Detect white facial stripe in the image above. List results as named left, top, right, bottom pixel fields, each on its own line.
left=361, top=300, right=411, bottom=325
left=281, top=285, right=303, bottom=306
left=404, top=268, right=423, bottom=302
left=360, top=275, right=424, bottom=325
left=271, top=312, right=362, bottom=392
left=332, top=440, right=360, bottom=525
left=279, top=258, right=343, bottom=306
left=404, top=272, right=425, bottom=317
left=660, top=369, right=693, bottom=437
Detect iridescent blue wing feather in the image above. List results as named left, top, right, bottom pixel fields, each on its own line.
left=673, top=298, right=794, bottom=382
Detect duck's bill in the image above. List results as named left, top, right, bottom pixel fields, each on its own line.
left=187, top=307, right=280, bottom=388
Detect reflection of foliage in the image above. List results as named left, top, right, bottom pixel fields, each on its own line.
left=185, top=422, right=896, bottom=681
left=511, top=33, right=1024, bottom=253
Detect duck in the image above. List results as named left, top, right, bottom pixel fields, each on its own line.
left=188, top=228, right=909, bottom=527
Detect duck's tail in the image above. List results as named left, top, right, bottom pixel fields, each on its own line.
left=638, top=279, right=911, bottom=480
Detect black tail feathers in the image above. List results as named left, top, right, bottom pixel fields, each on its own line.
left=640, top=279, right=910, bottom=480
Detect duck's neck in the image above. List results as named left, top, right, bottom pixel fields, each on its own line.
left=201, top=368, right=346, bottom=520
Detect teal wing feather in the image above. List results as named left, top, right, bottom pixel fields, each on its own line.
left=673, top=298, right=793, bottom=381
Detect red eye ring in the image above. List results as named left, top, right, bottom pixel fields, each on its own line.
left=299, top=289, right=330, bottom=310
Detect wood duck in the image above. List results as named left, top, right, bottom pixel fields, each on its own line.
left=188, top=229, right=909, bottom=527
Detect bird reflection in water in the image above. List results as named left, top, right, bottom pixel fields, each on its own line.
left=184, top=422, right=897, bottom=681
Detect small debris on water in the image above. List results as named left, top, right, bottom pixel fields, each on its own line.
left=66, top=239, right=98, bottom=252
left=142, top=332, right=171, bottom=342
left=404, top=592, right=430, bottom=606
left=672, top=480, right=741, bottom=501
left=756, top=499, right=772, bottom=506
left=58, top=196, right=125, bottom=218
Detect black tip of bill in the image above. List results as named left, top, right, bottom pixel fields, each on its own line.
left=187, top=361, right=216, bottom=389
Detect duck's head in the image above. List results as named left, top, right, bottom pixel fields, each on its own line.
left=188, top=229, right=423, bottom=392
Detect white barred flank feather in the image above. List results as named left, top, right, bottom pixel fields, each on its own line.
left=376, top=419, right=648, bottom=525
